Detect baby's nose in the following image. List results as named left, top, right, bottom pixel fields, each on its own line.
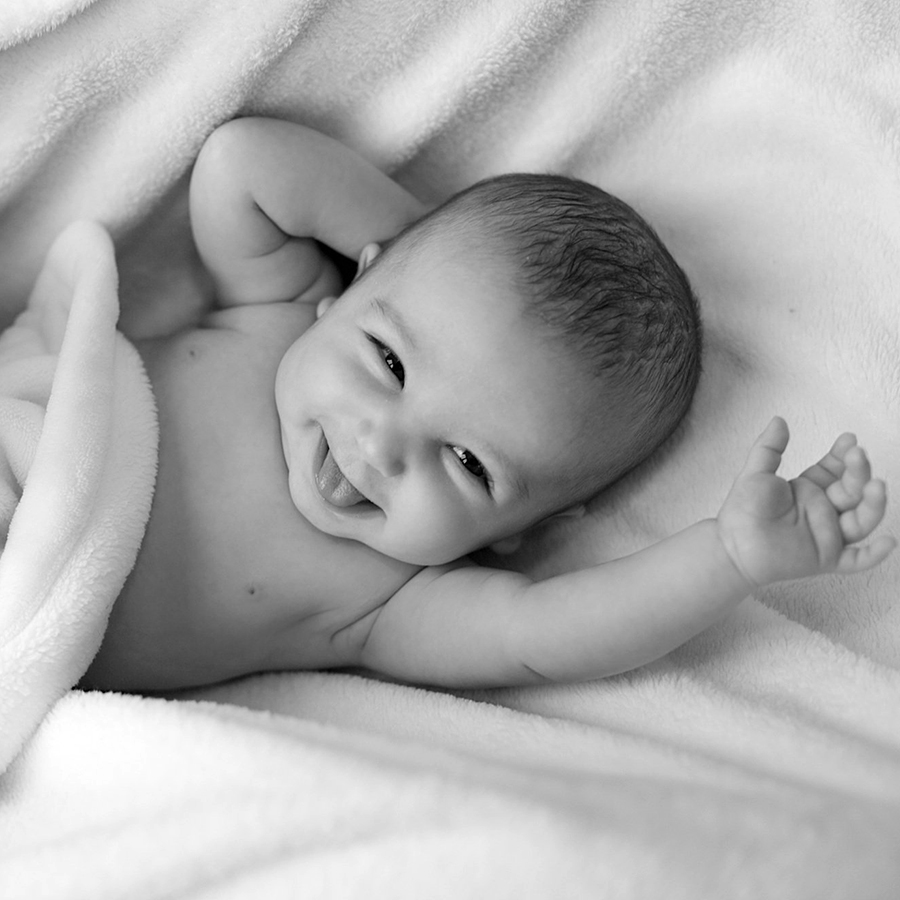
left=357, top=418, right=405, bottom=477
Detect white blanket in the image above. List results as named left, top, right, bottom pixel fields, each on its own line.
left=1, top=1, right=899, bottom=897
left=0, top=221, right=156, bottom=773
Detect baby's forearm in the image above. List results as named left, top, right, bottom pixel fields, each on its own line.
left=509, top=519, right=753, bottom=682
left=364, top=520, right=755, bottom=688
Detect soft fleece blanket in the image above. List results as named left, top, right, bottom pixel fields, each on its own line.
left=1, top=1, right=899, bottom=897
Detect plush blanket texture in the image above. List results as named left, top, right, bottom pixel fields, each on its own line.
left=1, top=0, right=898, bottom=897
left=0, top=221, right=156, bottom=774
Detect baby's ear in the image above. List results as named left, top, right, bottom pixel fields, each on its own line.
left=355, top=242, right=382, bottom=279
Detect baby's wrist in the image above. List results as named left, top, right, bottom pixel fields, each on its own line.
left=709, top=518, right=761, bottom=594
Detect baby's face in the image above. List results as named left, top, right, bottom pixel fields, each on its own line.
left=275, top=237, right=603, bottom=565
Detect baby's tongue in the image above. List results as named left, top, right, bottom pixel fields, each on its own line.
left=317, top=448, right=366, bottom=507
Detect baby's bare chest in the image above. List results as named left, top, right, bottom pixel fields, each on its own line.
left=96, top=527, right=417, bottom=691
left=90, top=312, right=419, bottom=691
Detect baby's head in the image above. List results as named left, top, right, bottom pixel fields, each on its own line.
left=404, top=174, right=702, bottom=493
left=275, top=174, right=701, bottom=565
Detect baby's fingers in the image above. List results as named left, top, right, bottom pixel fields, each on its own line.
left=799, top=432, right=856, bottom=489
left=839, top=478, right=888, bottom=543
left=825, top=445, right=871, bottom=512
left=836, top=533, right=897, bottom=575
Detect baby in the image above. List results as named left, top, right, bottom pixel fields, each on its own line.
left=84, top=117, right=894, bottom=692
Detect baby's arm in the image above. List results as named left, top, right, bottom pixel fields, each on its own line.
left=359, top=418, right=894, bottom=687
left=189, top=117, right=426, bottom=306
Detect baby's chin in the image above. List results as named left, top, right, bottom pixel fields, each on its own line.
left=360, top=531, right=483, bottom=567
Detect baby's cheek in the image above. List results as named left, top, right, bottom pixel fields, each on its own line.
left=394, top=492, right=483, bottom=565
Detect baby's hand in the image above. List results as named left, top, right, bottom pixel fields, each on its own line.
left=716, top=417, right=896, bottom=588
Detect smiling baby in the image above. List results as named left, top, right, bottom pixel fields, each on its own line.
left=84, top=118, right=894, bottom=692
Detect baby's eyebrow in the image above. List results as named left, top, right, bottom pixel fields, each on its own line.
left=371, top=298, right=416, bottom=351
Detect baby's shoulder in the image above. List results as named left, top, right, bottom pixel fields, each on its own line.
left=202, top=299, right=317, bottom=343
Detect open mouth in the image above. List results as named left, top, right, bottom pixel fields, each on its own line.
left=315, top=435, right=379, bottom=512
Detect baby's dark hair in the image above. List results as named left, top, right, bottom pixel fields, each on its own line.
left=385, top=173, right=702, bottom=496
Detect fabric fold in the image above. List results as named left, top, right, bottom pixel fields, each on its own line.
left=0, top=220, right=157, bottom=771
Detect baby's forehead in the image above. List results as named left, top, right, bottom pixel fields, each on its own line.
left=531, top=423, right=613, bottom=496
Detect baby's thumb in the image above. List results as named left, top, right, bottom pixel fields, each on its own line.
left=739, top=416, right=789, bottom=478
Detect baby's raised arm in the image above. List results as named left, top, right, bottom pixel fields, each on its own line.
left=358, top=418, right=894, bottom=687
left=189, top=117, right=426, bottom=306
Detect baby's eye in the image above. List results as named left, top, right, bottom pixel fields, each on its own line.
left=451, top=445, right=490, bottom=489
left=369, top=337, right=405, bottom=386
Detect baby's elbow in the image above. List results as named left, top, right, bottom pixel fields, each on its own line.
left=194, top=119, right=254, bottom=184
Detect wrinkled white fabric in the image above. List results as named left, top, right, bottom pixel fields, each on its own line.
left=0, top=2, right=898, bottom=897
